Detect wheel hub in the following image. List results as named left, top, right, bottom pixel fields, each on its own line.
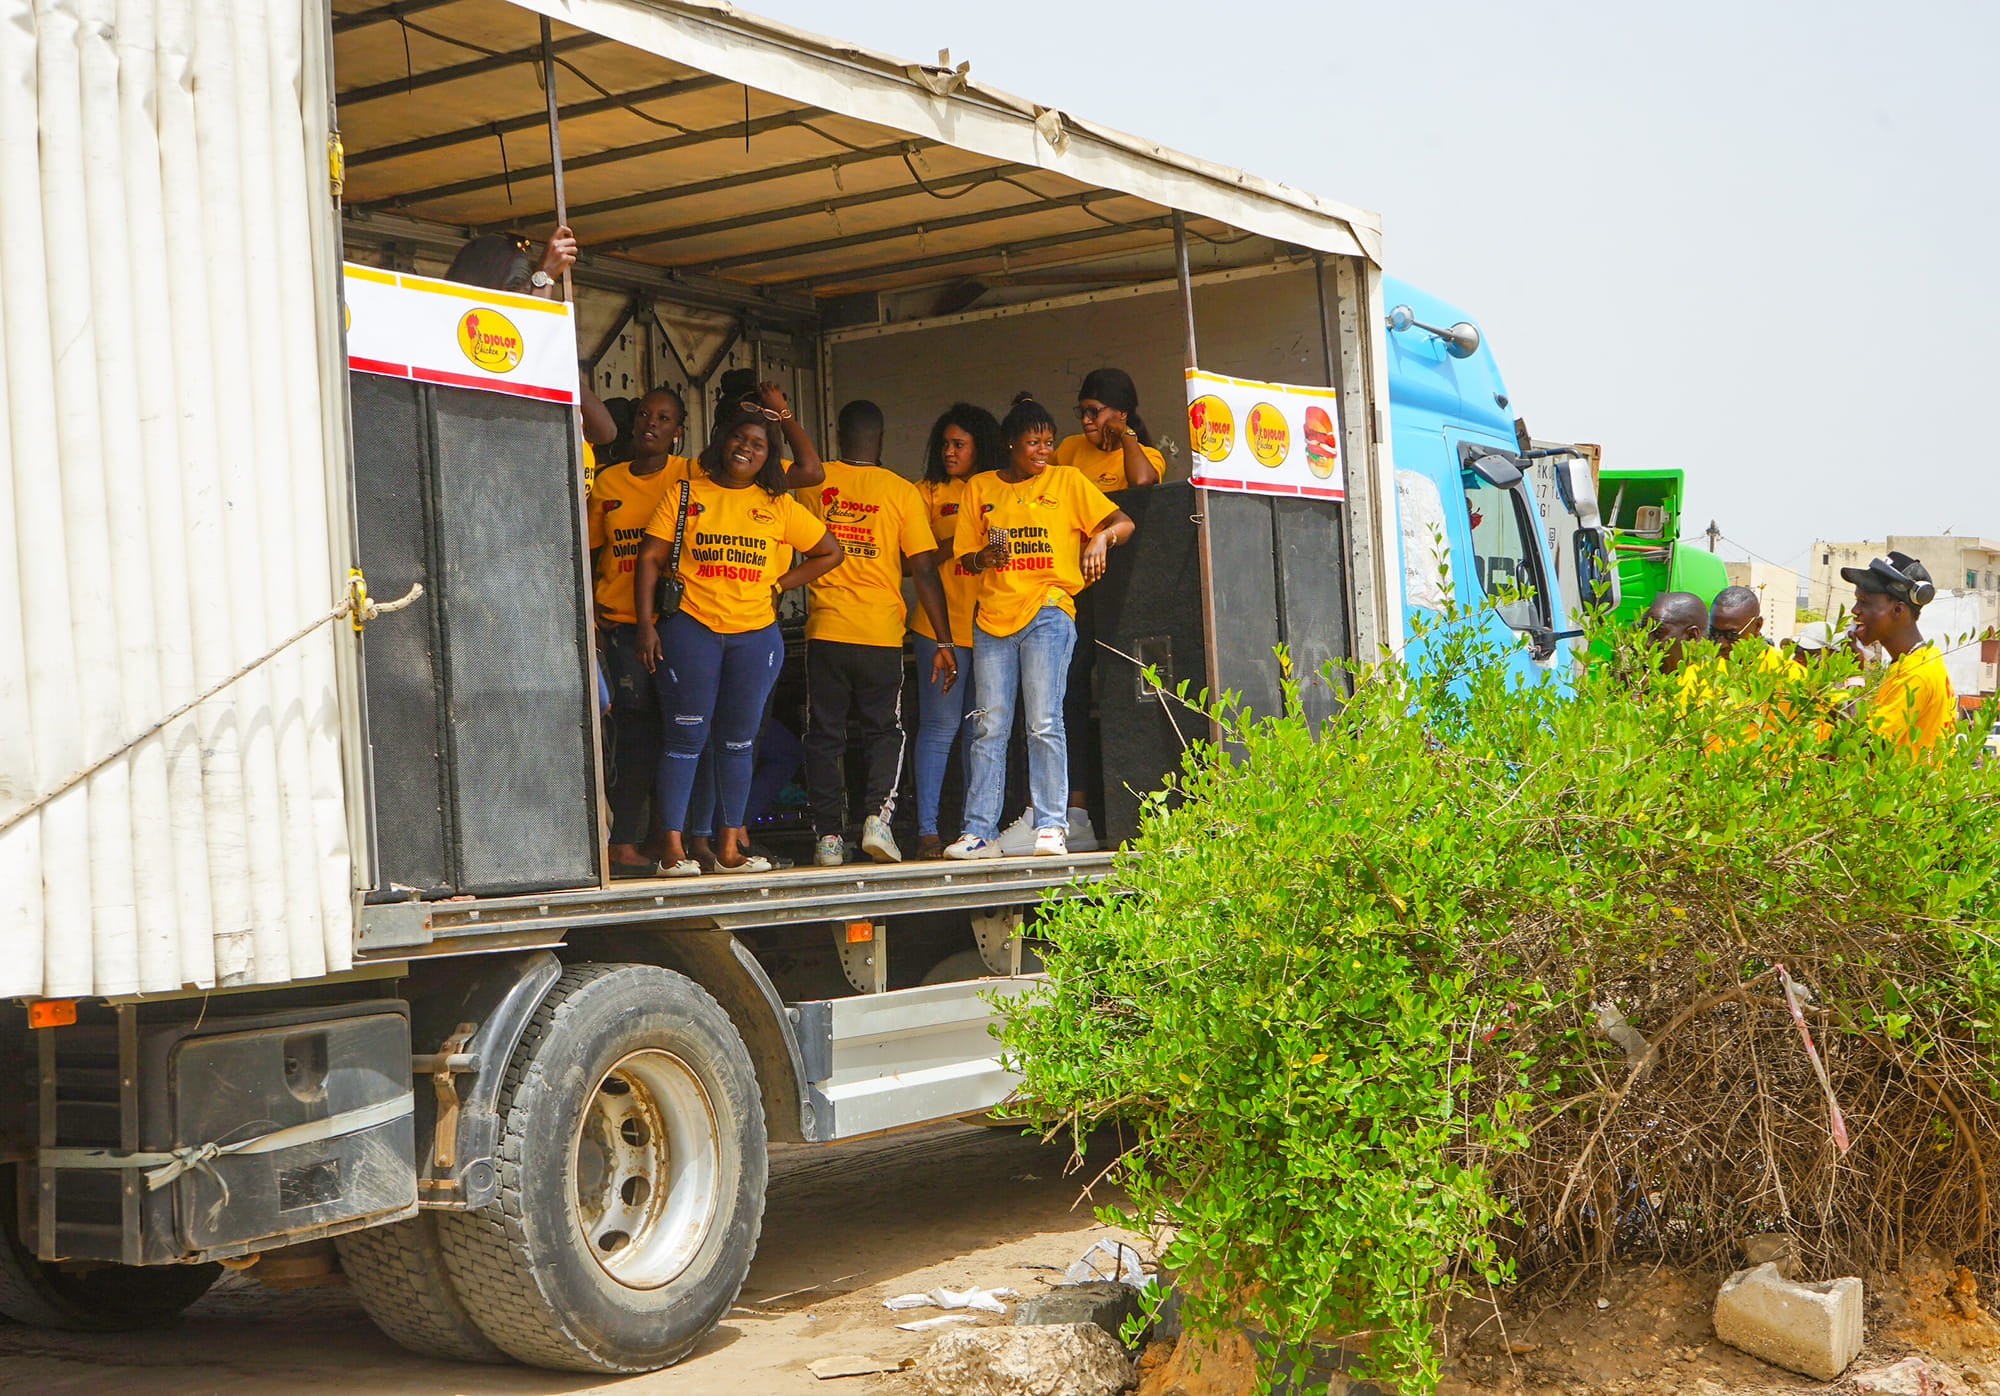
left=572, top=1049, right=721, bottom=1289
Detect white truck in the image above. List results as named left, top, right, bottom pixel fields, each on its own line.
left=0, top=0, right=1407, bottom=1372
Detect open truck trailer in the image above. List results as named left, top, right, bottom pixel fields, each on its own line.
left=0, top=0, right=1525, bottom=1372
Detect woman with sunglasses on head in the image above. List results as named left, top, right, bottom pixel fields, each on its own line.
left=633, top=389, right=843, bottom=876
left=945, top=394, right=1135, bottom=860
left=909, top=403, right=1003, bottom=858
left=1054, top=366, right=1162, bottom=491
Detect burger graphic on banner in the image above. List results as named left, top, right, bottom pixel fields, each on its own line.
left=1303, top=405, right=1338, bottom=479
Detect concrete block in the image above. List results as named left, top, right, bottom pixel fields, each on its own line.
left=1712, top=1262, right=1862, bottom=1381
left=1012, top=1281, right=1143, bottom=1343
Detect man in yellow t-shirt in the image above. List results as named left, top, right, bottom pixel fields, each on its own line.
left=795, top=401, right=956, bottom=867
left=585, top=388, right=691, bottom=871
left=1845, top=551, right=1957, bottom=755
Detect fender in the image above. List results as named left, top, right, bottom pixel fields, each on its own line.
left=404, top=950, right=563, bottom=1208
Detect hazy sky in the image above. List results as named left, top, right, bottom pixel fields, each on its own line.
left=748, top=0, right=1997, bottom=577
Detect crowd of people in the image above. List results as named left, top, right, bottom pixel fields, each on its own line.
left=586, top=369, right=1151, bottom=877
left=456, top=228, right=1966, bottom=886
left=1639, top=551, right=1959, bottom=754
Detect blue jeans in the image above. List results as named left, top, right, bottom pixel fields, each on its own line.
left=685, top=717, right=803, bottom=839
left=964, top=606, right=1076, bottom=841
left=653, top=612, right=784, bottom=834
left=912, top=635, right=976, bottom=837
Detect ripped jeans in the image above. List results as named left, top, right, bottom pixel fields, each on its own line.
left=652, top=611, right=785, bottom=835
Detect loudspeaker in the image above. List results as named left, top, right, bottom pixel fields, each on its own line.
left=1090, top=481, right=1209, bottom=846
left=350, top=374, right=600, bottom=899
left=1089, top=482, right=1353, bottom=846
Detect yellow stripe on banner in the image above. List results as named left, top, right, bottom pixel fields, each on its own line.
left=342, top=264, right=397, bottom=285
left=393, top=273, right=570, bottom=316
left=1185, top=367, right=1337, bottom=394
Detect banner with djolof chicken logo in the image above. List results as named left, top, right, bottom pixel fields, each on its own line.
left=1185, top=368, right=1342, bottom=501
left=343, top=264, right=578, bottom=404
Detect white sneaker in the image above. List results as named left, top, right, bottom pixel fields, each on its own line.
left=860, top=815, right=902, bottom=864
left=1033, top=826, right=1068, bottom=856
left=1064, top=807, right=1100, bottom=853
left=944, top=834, right=1002, bottom=860
left=813, top=834, right=846, bottom=867
left=995, top=809, right=1037, bottom=856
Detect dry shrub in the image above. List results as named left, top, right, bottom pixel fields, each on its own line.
left=1008, top=609, right=2000, bottom=1393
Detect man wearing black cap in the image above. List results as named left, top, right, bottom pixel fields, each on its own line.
left=1842, top=551, right=1956, bottom=754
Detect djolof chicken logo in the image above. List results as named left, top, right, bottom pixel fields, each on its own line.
left=457, top=309, right=524, bottom=373
left=1189, top=395, right=1234, bottom=463
left=1246, top=403, right=1289, bottom=468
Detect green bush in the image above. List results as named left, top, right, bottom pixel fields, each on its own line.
left=1003, top=612, right=2000, bottom=1393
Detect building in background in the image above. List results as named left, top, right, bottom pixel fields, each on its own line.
left=1723, top=560, right=1798, bottom=641
left=1808, top=535, right=1999, bottom=708
left=1809, top=536, right=2000, bottom=619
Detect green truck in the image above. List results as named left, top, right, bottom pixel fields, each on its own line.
left=1598, top=467, right=1730, bottom=620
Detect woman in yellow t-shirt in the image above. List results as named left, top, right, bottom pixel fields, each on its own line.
left=1053, top=367, right=1163, bottom=491
left=910, top=403, right=1003, bottom=858
left=633, top=398, right=843, bottom=876
left=945, top=394, right=1134, bottom=860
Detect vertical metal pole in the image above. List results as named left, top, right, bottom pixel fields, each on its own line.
left=542, top=16, right=606, bottom=885
left=1172, top=211, right=1198, bottom=370
left=1312, top=253, right=1338, bottom=387
left=1176, top=211, right=1219, bottom=741
left=540, top=17, right=571, bottom=304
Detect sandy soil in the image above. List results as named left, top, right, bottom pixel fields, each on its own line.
left=0, top=1121, right=1142, bottom=1396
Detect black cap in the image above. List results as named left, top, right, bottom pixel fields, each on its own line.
left=1840, top=551, right=1936, bottom=609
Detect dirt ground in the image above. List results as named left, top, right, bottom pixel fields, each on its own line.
left=10, top=1123, right=2000, bottom=1396
left=0, top=1121, right=1143, bottom=1396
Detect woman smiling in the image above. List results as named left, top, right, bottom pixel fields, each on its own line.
left=633, top=391, right=844, bottom=876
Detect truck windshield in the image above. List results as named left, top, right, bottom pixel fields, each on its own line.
left=1463, top=478, right=1550, bottom=633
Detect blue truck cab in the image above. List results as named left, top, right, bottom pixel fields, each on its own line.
left=1382, top=275, right=1574, bottom=685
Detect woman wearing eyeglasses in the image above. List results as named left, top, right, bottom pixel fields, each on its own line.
left=1053, top=367, right=1162, bottom=491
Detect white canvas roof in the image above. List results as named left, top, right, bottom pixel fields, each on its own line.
left=332, top=0, right=1380, bottom=301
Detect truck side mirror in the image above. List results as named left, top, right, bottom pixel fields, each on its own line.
left=1562, top=458, right=1601, bottom=528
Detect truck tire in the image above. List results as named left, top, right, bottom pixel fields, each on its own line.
left=334, top=1213, right=510, bottom=1364
left=435, top=963, right=767, bottom=1372
left=0, top=1168, right=219, bottom=1330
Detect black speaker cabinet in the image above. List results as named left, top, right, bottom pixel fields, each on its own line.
left=349, top=373, right=600, bottom=899
left=1090, top=482, right=1208, bottom=846
left=1090, top=481, right=1352, bottom=846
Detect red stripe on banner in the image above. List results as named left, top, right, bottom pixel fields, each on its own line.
left=1190, top=474, right=1347, bottom=502
left=348, top=355, right=412, bottom=379
left=408, top=365, right=576, bottom=404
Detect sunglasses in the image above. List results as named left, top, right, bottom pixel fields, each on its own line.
left=1708, top=622, right=1752, bottom=641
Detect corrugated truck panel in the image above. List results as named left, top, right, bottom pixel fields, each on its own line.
left=0, top=0, right=351, bottom=998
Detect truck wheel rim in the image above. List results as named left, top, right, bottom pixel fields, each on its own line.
left=572, top=1048, right=721, bottom=1289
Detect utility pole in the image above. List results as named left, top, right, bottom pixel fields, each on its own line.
left=1705, top=519, right=1721, bottom=553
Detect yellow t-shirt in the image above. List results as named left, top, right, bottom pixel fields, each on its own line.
left=795, top=460, right=935, bottom=648
left=643, top=473, right=827, bottom=635
left=1055, top=432, right=1164, bottom=492
left=580, top=441, right=597, bottom=495
left=1676, top=644, right=1808, bottom=750
left=587, top=457, right=692, bottom=624
left=913, top=477, right=979, bottom=648
left=1868, top=643, right=1956, bottom=754
left=953, top=465, right=1118, bottom=639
